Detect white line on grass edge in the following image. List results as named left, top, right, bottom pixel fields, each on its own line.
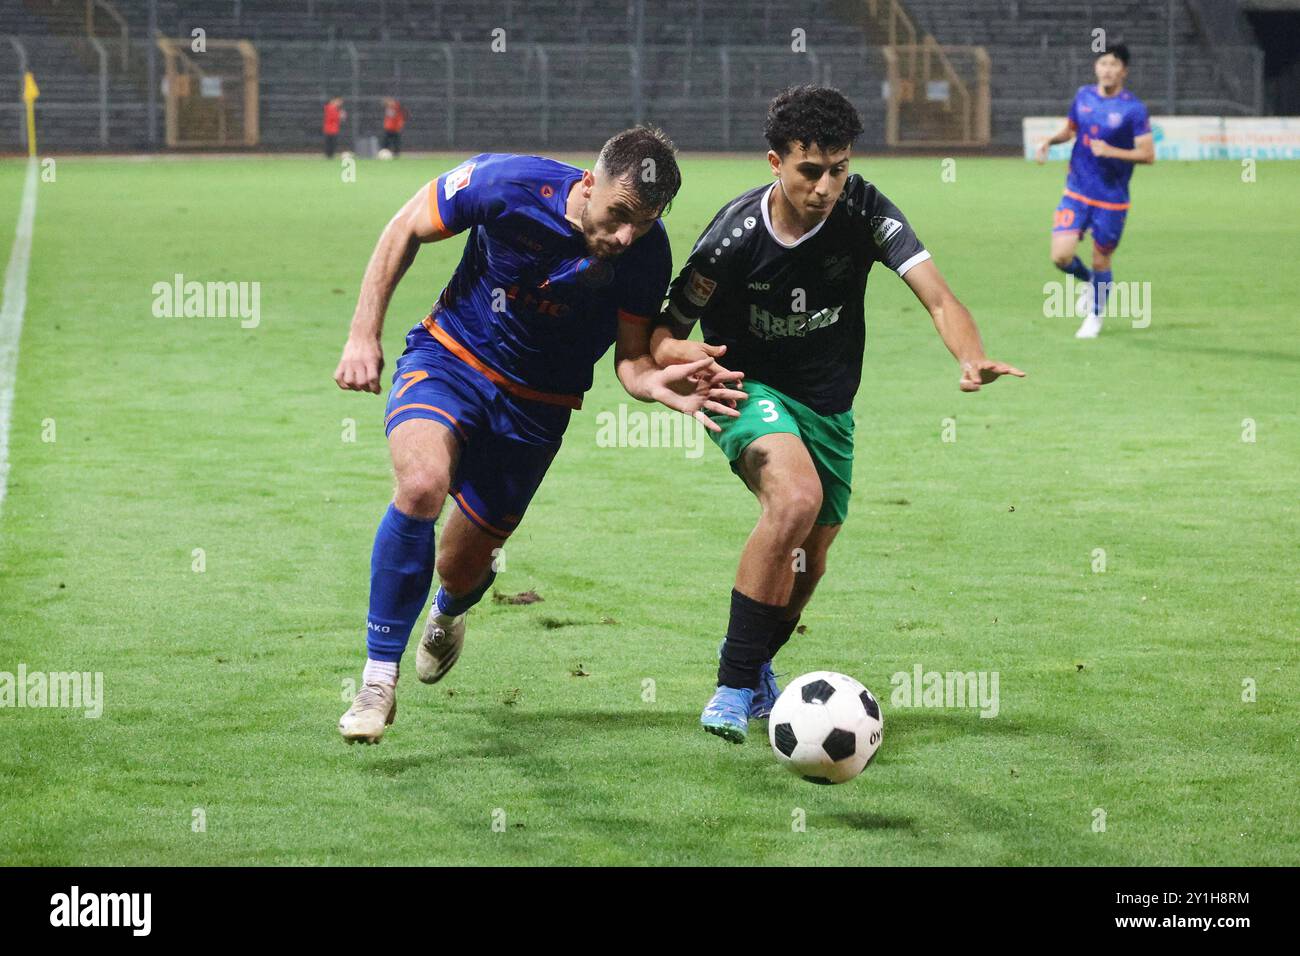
left=0, top=158, right=39, bottom=516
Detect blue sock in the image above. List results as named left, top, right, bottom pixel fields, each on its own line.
left=1056, top=255, right=1091, bottom=282
left=1092, top=269, right=1113, bottom=316
left=435, top=569, right=497, bottom=617
left=365, top=503, right=437, bottom=663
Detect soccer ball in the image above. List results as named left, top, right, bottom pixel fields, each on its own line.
left=769, top=671, right=883, bottom=785
left=376, top=148, right=394, bottom=161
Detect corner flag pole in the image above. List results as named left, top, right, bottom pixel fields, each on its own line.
left=22, top=72, right=39, bottom=158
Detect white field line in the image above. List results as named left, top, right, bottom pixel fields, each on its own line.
left=0, top=158, right=38, bottom=516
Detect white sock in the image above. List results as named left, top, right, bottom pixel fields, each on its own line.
left=363, top=659, right=398, bottom=686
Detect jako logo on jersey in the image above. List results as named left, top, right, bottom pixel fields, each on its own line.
left=747, top=281, right=770, bottom=291
left=367, top=622, right=391, bottom=633
left=443, top=162, right=476, bottom=199
left=684, top=269, right=717, bottom=307
left=1108, top=112, right=1123, bottom=127
left=871, top=216, right=902, bottom=246
left=748, top=303, right=841, bottom=340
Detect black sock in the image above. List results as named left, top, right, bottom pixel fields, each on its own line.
left=769, top=615, right=799, bottom=661
left=718, top=589, right=786, bottom=689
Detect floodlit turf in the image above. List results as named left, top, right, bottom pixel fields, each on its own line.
left=0, top=153, right=1295, bottom=866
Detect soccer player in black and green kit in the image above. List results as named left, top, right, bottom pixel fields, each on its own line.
left=653, top=86, right=1025, bottom=743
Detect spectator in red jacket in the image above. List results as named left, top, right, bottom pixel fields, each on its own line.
left=323, top=97, right=346, bottom=158
left=381, top=98, right=407, bottom=156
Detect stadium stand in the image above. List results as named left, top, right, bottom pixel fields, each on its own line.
left=0, top=0, right=1265, bottom=152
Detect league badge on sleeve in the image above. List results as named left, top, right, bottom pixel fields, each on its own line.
left=443, top=162, right=476, bottom=200
left=684, top=268, right=717, bottom=307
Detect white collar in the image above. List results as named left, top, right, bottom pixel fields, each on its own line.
left=761, top=183, right=830, bottom=249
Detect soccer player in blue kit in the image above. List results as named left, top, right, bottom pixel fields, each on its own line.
left=332, top=128, right=747, bottom=743
left=1036, top=44, right=1154, bottom=339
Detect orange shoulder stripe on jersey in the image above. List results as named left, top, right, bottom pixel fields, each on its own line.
left=617, top=309, right=651, bottom=326
left=453, top=492, right=512, bottom=539
left=1063, top=189, right=1131, bottom=211
left=421, top=315, right=583, bottom=411
left=384, top=402, right=466, bottom=442
left=427, top=181, right=455, bottom=238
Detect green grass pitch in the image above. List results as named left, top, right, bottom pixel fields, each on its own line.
left=0, top=152, right=1295, bottom=866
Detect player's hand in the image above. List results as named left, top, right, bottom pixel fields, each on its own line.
left=1034, top=140, right=1050, bottom=164
left=647, top=356, right=747, bottom=433
left=653, top=338, right=735, bottom=380
left=335, top=335, right=384, bottom=394
left=960, top=358, right=1025, bottom=392
left=1088, top=138, right=1112, bottom=158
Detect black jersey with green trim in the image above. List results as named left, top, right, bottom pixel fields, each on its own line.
left=661, top=174, right=929, bottom=415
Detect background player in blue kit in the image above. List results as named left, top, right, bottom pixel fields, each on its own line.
left=332, top=130, right=747, bottom=743
left=1036, top=44, right=1155, bottom=339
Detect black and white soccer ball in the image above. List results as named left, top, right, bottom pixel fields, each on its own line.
left=768, top=671, right=883, bottom=785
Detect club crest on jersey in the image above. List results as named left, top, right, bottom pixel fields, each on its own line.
left=443, top=162, right=476, bottom=199
left=871, top=216, right=902, bottom=246
left=684, top=268, right=717, bottom=307
left=576, top=257, right=615, bottom=288
left=822, top=254, right=851, bottom=282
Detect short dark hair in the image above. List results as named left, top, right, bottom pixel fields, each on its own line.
left=764, top=85, right=864, bottom=156
left=596, top=126, right=681, bottom=216
left=1099, top=43, right=1130, bottom=66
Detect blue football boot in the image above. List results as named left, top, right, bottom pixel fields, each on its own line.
left=750, top=661, right=781, bottom=719
left=700, top=685, right=754, bottom=744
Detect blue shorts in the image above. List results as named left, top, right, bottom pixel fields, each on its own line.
left=384, top=326, right=571, bottom=539
left=1053, top=193, right=1128, bottom=253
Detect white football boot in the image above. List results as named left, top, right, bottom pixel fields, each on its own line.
left=416, top=606, right=466, bottom=684
left=339, top=681, right=397, bottom=744
left=1074, top=280, right=1101, bottom=338
left=1075, top=311, right=1103, bottom=339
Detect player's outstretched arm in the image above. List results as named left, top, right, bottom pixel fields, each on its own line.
left=902, top=259, right=1025, bottom=393
left=335, top=181, right=447, bottom=394
left=614, top=319, right=747, bottom=433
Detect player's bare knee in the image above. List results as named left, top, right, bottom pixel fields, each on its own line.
left=764, top=485, right=823, bottom=539
left=394, top=469, right=448, bottom=519
left=1051, top=250, right=1073, bottom=269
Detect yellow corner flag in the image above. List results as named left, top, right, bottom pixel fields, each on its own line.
left=22, top=72, right=39, bottom=157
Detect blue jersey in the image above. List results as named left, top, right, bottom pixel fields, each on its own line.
left=421, top=153, right=670, bottom=405
left=1065, top=86, right=1151, bottom=207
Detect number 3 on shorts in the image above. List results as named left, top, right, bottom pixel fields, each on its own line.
left=758, top=399, right=779, bottom=423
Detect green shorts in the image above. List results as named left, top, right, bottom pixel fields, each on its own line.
left=707, top=380, right=855, bottom=525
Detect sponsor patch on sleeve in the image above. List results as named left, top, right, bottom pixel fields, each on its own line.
left=443, top=162, right=476, bottom=200
left=684, top=268, right=717, bottom=308
left=871, top=216, right=902, bottom=246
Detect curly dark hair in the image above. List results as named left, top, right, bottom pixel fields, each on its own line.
left=764, top=85, right=864, bottom=156
left=596, top=125, right=682, bottom=216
